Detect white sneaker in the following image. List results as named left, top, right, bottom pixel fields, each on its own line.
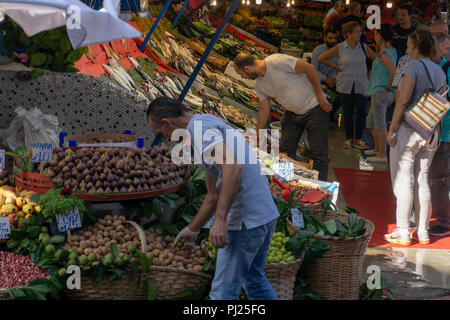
left=365, top=150, right=379, bottom=156
left=366, top=156, right=387, bottom=163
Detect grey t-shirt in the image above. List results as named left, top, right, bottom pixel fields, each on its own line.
left=400, top=58, right=447, bottom=108
left=186, top=114, right=279, bottom=231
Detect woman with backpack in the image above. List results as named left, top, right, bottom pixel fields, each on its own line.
left=385, top=28, right=447, bottom=245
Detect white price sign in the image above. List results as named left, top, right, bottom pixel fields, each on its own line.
left=32, top=143, right=53, bottom=163
left=291, top=208, right=304, bottom=229
left=273, top=162, right=294, bottom=182
left=0, top=150, right=5, bottom=170
left=0, top=217, right=11, bottom=240
left=56, top=208, right=82, bottom=232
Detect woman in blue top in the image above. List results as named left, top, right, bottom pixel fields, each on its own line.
left=385, top=29, right=447, bottom=246
left=319, top=21, right=377, bottom=150
left=365, top=24, right=398, bottom=163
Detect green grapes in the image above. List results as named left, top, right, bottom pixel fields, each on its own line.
left=267, top=232, right=295, bottom=264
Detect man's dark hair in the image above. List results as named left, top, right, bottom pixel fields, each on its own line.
left=398, top=5, right=413, bottom=15
left=234, top=53, right=256, bottom=70
left=147, top=96, right=186, bottom=124
left=326, top=28, right=338, bottom=36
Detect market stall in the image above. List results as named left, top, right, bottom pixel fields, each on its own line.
left=5, top=0, right=444, bottom=301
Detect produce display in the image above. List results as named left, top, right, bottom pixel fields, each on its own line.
left=61, top=215, right=142, bottom=265
left=218, top=104, right=256, bottom=129
left=0, top=186, right=39, bottom=228
left=3, top=20, right=87, bottom=78
left=267, top=232, right=295, bottom=264
left=0, top=170, right=12, bottom=187
left=38, top=146, right=188, bottom=194
left=145, top=228, right=208, bottom=273
left=0, top=251, right=49, bottom=289
left=269, top=180, right=322, bottom=200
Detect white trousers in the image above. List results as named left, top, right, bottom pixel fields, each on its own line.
left=390, top=124, right=437, bottom=233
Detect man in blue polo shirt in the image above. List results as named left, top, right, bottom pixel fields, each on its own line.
left=146, top=96, right=279, bottom=300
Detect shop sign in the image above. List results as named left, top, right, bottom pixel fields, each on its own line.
left=0, top=217, right=11, bottom=239
left=56, top=208, right=82, bottom=232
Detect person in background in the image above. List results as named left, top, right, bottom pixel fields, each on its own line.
left=165, top=0, right=195, bottom=38
left=312, top=29, right=340, bottom=122
left=335, top=1, right=362, bottom=39
left=147, top=97, right=279, bottom=300
left=365, top=24, right=398, bottom=163
left=233, top=53, right=332, bottom=181
left=428, top=29, right=450, bottom=237
left=325, top=1, right=338, bottom=19
left=323, top=1, right=346, bottom=32
left=392, top=5, right=417, bottom=59
left=319, top=21, right=377, bottom=150
left=385, top=28, right=446, bottom=246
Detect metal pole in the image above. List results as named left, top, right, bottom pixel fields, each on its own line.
left=178, top=0, right=240, bottom=102
left=139, top=0, right=173, bottom=52
left=172, top=0, right=190, bottom=27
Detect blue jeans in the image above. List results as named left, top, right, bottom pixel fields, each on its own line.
left=209, top=219, right=278, bottom=300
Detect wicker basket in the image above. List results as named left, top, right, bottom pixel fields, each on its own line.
left=286, top=210, right=374, bottom=300
left=201, top=240, right=303, bottom=300
left=140, top=266, right=212, bottom=300
left=265, top=252, right=305, bottom=300
left=64, top=220, right=148, bottom=300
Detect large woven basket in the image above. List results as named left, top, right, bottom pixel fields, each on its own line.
left=265, top=252, right=305, bottom=300
left=287, top=209, right=374, bottom=300
left=141, top=266, right=213, bottom=300
left=64, top=220, right=148, bottom=300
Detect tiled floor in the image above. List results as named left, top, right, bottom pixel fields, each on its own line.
left=326, top=122, right=450, bottom=299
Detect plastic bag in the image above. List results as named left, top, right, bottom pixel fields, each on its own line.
left=0, top=107, right=60, bottom=151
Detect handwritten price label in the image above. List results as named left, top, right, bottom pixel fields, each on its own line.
left=0, top=150, right=5, bottom=170
left=0, top=217, right=11, bottom=240
left=273, top=162, right=294, bottom=182
left=56, top=208, right=82, bottom=233
left=291, top=208, right=304, bottom=229
left=32, top=143, right=53, bottom=163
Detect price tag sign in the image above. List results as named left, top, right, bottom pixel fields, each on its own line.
left=203, top=216, right=215, bottom=229
left=291, top=208, right=304, bottom=229
left=273, top=162, right=294, bottom=182
left=32, top=143, right=53, bottom=163
left=56, top=208, right=82, bottom=233
left=0, top=150, right=5, bottom=170
left=0, top=217, right=11, bottom=240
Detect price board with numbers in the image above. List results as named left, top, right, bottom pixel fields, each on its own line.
left=0, top=149, right=5, bottom=170
left=32, top=143, right=53, bottom=163
left=273, top=162, right=294, bottom=182
left=0, top=217, right=11, bottom=240
left=56, top=208, right=82, bottom=233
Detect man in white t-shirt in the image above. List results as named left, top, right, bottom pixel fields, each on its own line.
left=233, top=53, right=332, bottom=181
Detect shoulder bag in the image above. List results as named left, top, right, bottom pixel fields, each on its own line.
left=403, top=60, right=450, bottom=142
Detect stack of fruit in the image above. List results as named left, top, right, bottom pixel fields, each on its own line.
left=0, top=186, right=40, bottom=228
left=269, top=180, right=322, bottom=200
left=266, top=232, right=295, bottom=264
left=0, top=251, right=49, bottom=289
left=145, top=228, right=208, bottom=273
left=38, top=145, right=188, bottom=194
left=61, top=215, right=143, bottom=264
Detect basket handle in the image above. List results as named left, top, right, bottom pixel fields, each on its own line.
left=124, top=220, right=147, bottom=253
